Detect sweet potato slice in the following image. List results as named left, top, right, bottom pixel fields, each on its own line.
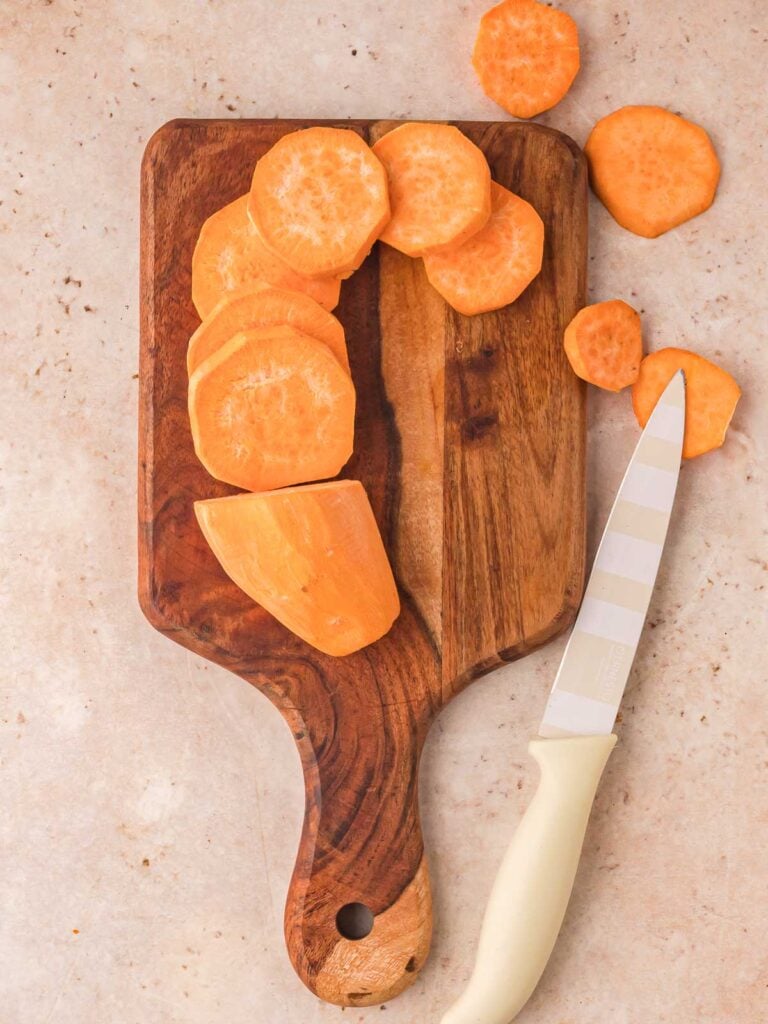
left=632, top=348, right=740, bottom=459
left=187, top=286, right=348, bottom=377
left=195, top=481, right=400, bottom=656
left=189, top=325, right=355, bottom=491
left=248, top=127, right=390, bottom=278
left=191, top=195, right=341, bottom=319
left=472, top=0, right=580, bottom=119
left=372, top=122, right=491, bottom=257
left=423, top=181, right=543, bottom=315
left=585, top=106, right=720, bottom=238
left=564, top=300, right=642, bottom=392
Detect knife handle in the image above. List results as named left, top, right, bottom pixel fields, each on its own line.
left=441, top=734, right=617, bottom=1024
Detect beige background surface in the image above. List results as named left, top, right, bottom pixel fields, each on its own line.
left=2, top=2, right=766, bottom=1022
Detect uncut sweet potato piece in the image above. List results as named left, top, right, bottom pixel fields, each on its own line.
left=632, top=348, right=740, bottom=459
left=248, top=127, right=390, bottom=278
left=423, top=181, right=543, bottom=315
left=186, top=286, right=348, bottom=376
left=188, top=325, right=355, bottom=491
left=585, top=106, right=720, bottom=238
left=195, top=481, right=400, bottom=656
left=372, top=122, right=492, bottom=257
left=473, top=0, right=580, bottom=119
left=564, top=300, right=642, bottom=392
left=191, top=195, right=340, bottom=319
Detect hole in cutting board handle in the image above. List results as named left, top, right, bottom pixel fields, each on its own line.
left=336, top=902, right=374, bottom=940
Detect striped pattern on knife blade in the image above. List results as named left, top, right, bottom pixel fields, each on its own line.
left=540, top=371, right=685, bottom=738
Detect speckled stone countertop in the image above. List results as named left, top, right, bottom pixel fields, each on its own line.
left=2, top=2, right=766, bottom=1021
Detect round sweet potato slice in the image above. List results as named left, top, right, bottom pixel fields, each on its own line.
left=423, top=181, right=544, bottom=315
left=248, top=127, right=390, bottom=278
left=187, top=286, right=348, bottom=376
left=564, top=300, right=643, bottom=392
left=632, top=348, right=740, bottom=459
left=188, top=325, right=355, bottom=491
left=195, top=481, right=400, bottom=656
left=191, top=195, right=341, bottom=319
left=372, top=122, right=492, bottom=257
left=585, top=106, right=720, bottom=238
left=472, top=0, right=580, bottom=119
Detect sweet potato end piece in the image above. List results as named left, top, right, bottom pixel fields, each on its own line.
left=195, top=482, right=400, bottom=656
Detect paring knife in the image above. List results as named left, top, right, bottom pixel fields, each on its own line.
left=441, top=370, right=686, bottom=1024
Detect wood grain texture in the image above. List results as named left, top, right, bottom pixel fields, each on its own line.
left=139, top=118, right=587, bottom=1006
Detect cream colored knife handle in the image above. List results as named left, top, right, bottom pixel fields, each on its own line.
left=441, top=734, right=617, bottom=1024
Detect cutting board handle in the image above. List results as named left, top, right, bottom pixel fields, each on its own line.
left=260, top=640, right=433, bottom=1007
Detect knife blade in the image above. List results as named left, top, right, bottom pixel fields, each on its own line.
left=540, top=368, right=685, bottom=737
left=442, top=370, right=686, bottom=1024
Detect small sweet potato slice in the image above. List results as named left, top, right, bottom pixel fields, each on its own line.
left=632, top=348, right=740, bottom=459
left=195, top=481, right=400, bottom=656
left=372, top=122, right=491, bottom=257
left=191, top=195, right=341, bottom=319
left=187, top=286, right=348, bottom=376
left=585, top=106, right=720, bottom=238
left=472, top=0, right=580, bottom=118
left=248, top=127, right=390, bottom=278
left=189, top=325, right=355, bottom=491
left=564, top=300, right=642, bottom=392
left=423, top=181, right=543, bottom=315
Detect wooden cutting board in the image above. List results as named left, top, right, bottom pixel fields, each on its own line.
left=139, top=118, right=587, bottom=1007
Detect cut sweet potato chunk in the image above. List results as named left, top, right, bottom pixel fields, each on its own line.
left=372, top=122, right=491, bottom=257
left=187, top=286, right=348, bottom=376
left=473, top=0, right=580, bottom=119
left=195, top=481, right=400, bottom=656
left=585, top=106, right=720, bottom=238
left=632, top=348, right=740, bottom=459
left=191, top=195, right=341, bottom=319
left=564, top=300, right=642, bottom=392
left=189, top=325, right=355, bottom=491
left=423, top=181, right=543, bottom=315
left=248, top=127, right=390, bottom=278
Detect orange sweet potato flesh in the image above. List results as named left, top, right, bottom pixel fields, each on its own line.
left=188, top=325, right=355, bottom=491
left=191, top=195, right=341, bottom=319
left=564, top=300, right=642, bottom=392
left=473, top=0, right=580, bottom=119
left=195, top=481, right=400, bottom=656
left=248, top=127, right=390, bottom=278
left=423, top=181, right=543, bottom=315
left=632, top=348, right=740, bottom=459
left=585, top=106, right=720, bottom=238
left=372, top=123, right=491, bottom=257
left=187, top=286, right=348, bottom=377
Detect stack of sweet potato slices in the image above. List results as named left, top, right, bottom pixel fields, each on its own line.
left=187, top=122, right=548, bottom=656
